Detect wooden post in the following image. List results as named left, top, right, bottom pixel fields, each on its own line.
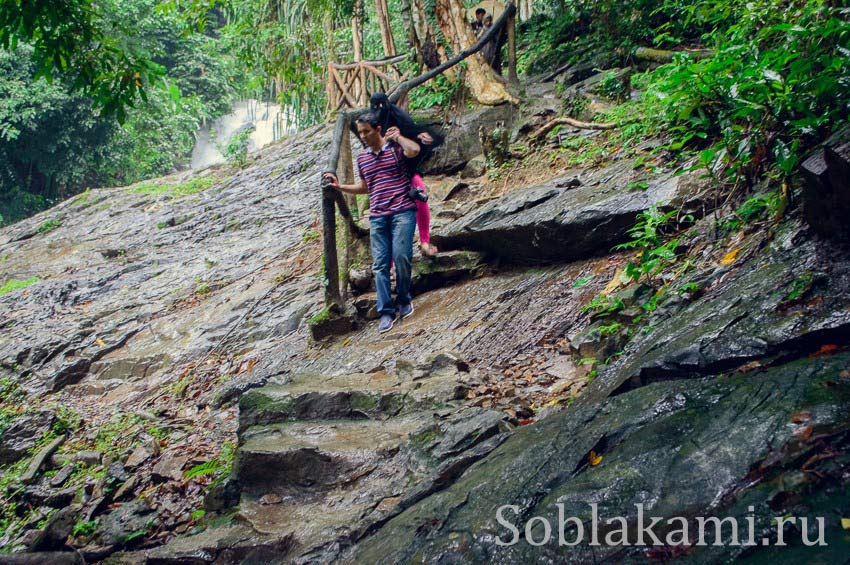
left=507, top=15, right=518, bottom=83
left=338, top=127, right=357, bottom=300
left=352, top=0, right=364, bottom=105
left=322, top=114, right=349, bottom=308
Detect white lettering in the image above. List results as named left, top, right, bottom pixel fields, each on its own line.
left=525, top=516, right=552, bottom=546
left=696, top=516, right=740, bottom=546
left=557, top=503, right=584, bottom=546
left=799, top=517, right=827, bottom=546
left=774, top=516, right=795, bottom=547
left=666, top=516, right=689, bottom=546
left=495, top=505, right=520, bottom=546
left=604, top=516, right=630, bottom=545
left=636, top=504, right=664, bottom=545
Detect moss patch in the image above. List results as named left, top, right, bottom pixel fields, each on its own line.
left=133, top=177, right=216, bottom=199
left=0, top=276, right=39, bottom=296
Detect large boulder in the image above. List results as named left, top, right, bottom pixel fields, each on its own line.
left=418, top=104, right=518, bottom=175
left=432, top=161, right=707, bottom=264
left=800, top=123, right=850, bottom=238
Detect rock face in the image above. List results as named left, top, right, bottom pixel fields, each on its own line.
left=432, top=161, right=708, bottom=264
left=0, top=411, right=55, bottom=464
left=801, top=124, right=850, bottom=238
left=420, top=104, right=518, bottom=175
left=152, top=353, right=511, bottom=562
left=349, top=219, right=850, bottom=562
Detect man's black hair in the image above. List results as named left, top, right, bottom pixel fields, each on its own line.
left=356, top=112, right=381, bottom=130
left=475, top=7, right=486, bottom=15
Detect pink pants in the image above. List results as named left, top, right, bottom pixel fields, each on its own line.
left=411, top=174, right=431, bottom=244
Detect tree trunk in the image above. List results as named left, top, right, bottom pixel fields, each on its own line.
left=433, top=0, right=516, bottom=105
left=373, top=0, right=397, bottom=56
left=411, top=0, right=451, bottom=71
left=519, top=0, right=533, bottom=21
left=352, top=0, right=365, bottom=105
left=398, top=0, right=417, bottom=54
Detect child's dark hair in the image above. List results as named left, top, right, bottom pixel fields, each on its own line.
left=475, top=7, right=485, bottom=15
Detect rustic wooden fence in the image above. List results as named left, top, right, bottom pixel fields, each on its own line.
left=320, top=1, right=517, bottom=309
left=327, top=54, right=409, bottom=113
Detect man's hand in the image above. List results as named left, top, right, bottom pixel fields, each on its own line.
left=417, top=132, right=433, bottom=145
left=385, top=126, right=401, bottom=142
left=322, top=172, right=340, bottom=189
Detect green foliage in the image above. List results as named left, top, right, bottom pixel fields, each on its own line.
left=53, top=406, right=82, bottom=435
left=301, top=228, right=320, bottom=243
left=38, top=219, right=62, bottom=233
left=648, top=0, right=850, bottom=183
left=0, top=0, right=240, bottom=225
left=220, top=128, right=253, bottom=168
left=133, top=177, right=215, bottom=198
left=595, top=321, right=623, bottom=337
left=0, top=276, right=39, bottom=296
left=408, top=73, right=464, bottom=111
left=784, top=272, right=815, bottom=302
left=613, top=205, right=691, bottom=283
left=0, top=0, right=165, bottom=120
left=571, top=276, right=594, bottom=288
left=191, top=509, right=206, bottom=522
left=719, top=192, right=781, bottom=232
left=182, top=442, right=234, bottom=485
left=73, top=519, right=99, bottom=538
left=581, top=294, right=624, bottom=316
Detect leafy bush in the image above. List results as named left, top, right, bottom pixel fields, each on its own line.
left=614, top=205, right=692, bottom=283
left=648, top=0, right=850, bottom=183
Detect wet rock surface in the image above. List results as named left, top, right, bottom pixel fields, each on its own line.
left=3, top=90, right=850, bottom=564
left=351, top=352, right=850, bottom=562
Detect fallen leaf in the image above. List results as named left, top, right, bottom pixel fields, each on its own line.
left=841, top=518, right=850, bottom=530
left=812, top=344, right=840, bottom=357
left=603, top=267, right=625, bottom=294
left=342, top=338, right=351, bottom=346
left=95, top=338, right=106, bottom=347
left=792, top=425, right=813, bottom=441
left=791, top=412, right=812, bottom=424
left=589, top=451, right=603, bottom=466
left=518, top=419, right=534, bottom=426
left=720, top=248, right=739, bottom=265
left=840, top=370, right=850, bottom=379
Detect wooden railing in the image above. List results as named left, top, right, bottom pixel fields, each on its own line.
left=327, top=54, right=408, bottom=113
left=320, top=1, right=517, bottom=309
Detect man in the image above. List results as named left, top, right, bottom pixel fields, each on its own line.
left=323, top=113, right=420, bottom=333
left=471, top=8, right=486, bottom=38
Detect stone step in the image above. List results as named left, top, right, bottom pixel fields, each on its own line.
left=235, top=415, right=428, bottom=496
left=239, top=363, right=469, bottom=432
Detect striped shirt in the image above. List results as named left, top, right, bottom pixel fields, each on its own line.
left=356, top=142, right=416, bottom=217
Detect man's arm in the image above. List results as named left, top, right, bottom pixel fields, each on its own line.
left=385, top=126, right=420, bottom=158
left=323, top=173, right=367, bottom=194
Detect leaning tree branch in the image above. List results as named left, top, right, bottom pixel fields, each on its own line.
left=634, top=46, right=713, bottom=63
left=389, top=1, right=517, bottom=104
left=529, top=117, right=617, bottom=140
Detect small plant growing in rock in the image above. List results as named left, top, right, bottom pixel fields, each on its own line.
left=221, top=129, right=253, bottom=168
left=614, top=205, right=692, bottom=283
left=73, top=519, right=98, bottom=537
left=38, top=219, right=62, bottom=233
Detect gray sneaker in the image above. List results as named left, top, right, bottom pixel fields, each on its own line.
left=399, top=302, right=414, bottom=319
left=378, top=314, right=395, bottom=333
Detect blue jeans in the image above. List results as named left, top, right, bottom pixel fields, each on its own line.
left=370, top=209, right=416, bottom=316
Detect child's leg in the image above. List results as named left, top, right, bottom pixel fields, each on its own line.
left=411, top=174, right=437, bottom=255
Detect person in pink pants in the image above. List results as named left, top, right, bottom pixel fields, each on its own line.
left=370, top=92, right=442, bottom=256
